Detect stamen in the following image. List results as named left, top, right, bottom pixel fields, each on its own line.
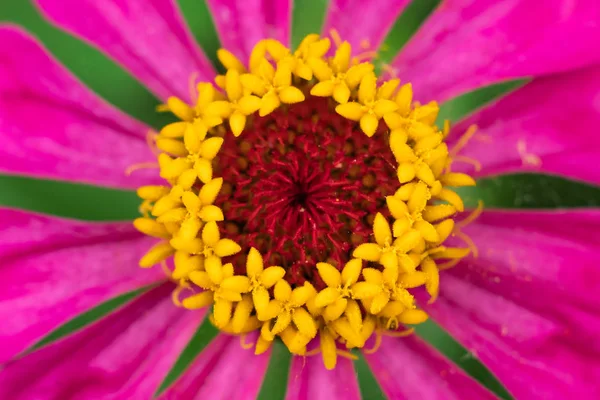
left=353, top=51, right=379, bottom=63
left=240, top=334, right=255, bottom=350
left=329, top=29, right=343, bottom=48
left=188, top=71, right=199, bottom=101
left=382, top=327, right=415, bottom=338
left=437, top=258, right=462, bottom=271
left=336, top=349, right=359, bottom=360
left=305, top=347, right=321, bottom=356
left=160, top=260, right=172, bottom=278
left=453, top=230, right=479, bottom=258
left=457, top=200, right=484, bottom=229
left=452, top=155, right=482, bottom=172
left=363, top=332, right=382, bottom=354
left=146, top=130, right=160, bottom=157
left=171, top=284, right=190, bottom=307
left=450, top=125, right=478, bottom=157
left=125, top=162, right=159, bottom=176
left=381, top=63, right=398, bottom=79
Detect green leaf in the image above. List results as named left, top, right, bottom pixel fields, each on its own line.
left=0, top=175, right=140, bottom=221
left=177, top=0, right=224, bottom=73
left=291, top=0, right=329, bottom=50
left=375, top=0, right=441, bottom=73
left=460, top=173, right=600, bottom=209
left=25, top=285, right=154, bottom=354
left=437, top=79, right=528, bottom=124
left=415, top=320, right=513, bottom=400
left=0, top=0, right=173, bottom=129
left=257, top=339, right=293, bottom=400
left=155, top=316, right=220, bottom=397
left=353, top=351, right=387, bottom=400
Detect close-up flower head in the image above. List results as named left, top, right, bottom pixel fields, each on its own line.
left=1, top=0, right=599, bottom=399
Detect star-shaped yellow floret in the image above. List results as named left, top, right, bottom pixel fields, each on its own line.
left=309, top=41, right=374, bottom=104
left=183, top=256, right=249, bottom=328
left=360, top=267, right=425, bottom=316
left=353, top=213, right=422, bottom=275
left=335, top=72, right=398, bottom=136
left=260, top=280, right=317, bottom=342
left=243, top=247, right=286, bottom=320
left=390, top=129, right=448, bottom=188
left=205, top=69, right=262, bottom=136
left=165, top=179, right=225, bottom=245
left=383, top=89, right=440, bottom=142
left=387, top=181, right=440, bottom=242
left=257, top=35, right=331, bottom=81
left=172, top=219, right=241, bottom=258
left=171, top=251, right=204, bottom=281
left=240, top=60, right=305, bottom=117
left=314, top=259, right=379, bottom=331
left=149, top=171, right=198, bottom=219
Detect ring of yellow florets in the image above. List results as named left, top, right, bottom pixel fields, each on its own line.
left=134, top=34, right=478, bottom=370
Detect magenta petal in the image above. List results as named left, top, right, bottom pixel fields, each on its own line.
left=323, top=0, right=409, bottom=54
left=0, top=26, right=160, bottom=189
left=0, top=209, right=164, bottom=363
left=286, top=354, right=360, bottom=400
left=207, top=0, right=292, bottom=61
left=160, top=333, right=269, bottom=399
left=391, top=0, right=600, bottom=103
left=450, top=66, right=600, bottom=185
left=0, top=284, right=202, bottom=399
left=34, top=0, right=216, bottom=101
left=365, top=336, right=495, bottom=399
left=425, top=209, right=600, bottom=399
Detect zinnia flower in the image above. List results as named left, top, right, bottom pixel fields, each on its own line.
left=1, top=0, right=599, bottom=399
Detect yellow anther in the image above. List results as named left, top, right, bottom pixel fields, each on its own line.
left=167, top=96, right=195, bottom=121
left=137, top=185, right=169, bottom=201
left=139, top=241, right=175, bottom=267
left=133, top=218, right=170, bottom=238
left=160, top=121, right=188, bottom=138
left=440, top=172, right=476, bottom=187
left=217, top=48, right=246, bottom=73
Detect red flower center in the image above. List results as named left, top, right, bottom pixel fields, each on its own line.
left=215, top=94, right=397, bottom=289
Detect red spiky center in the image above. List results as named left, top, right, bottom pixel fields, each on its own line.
left=214, top=94, right=397, bottom=289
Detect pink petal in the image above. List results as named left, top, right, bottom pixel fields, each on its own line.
left=0, top=208, right=164, bottom=363
left=207, top=0, right=292, bottom=61
left=0, top=26, right=160, bottom=189
left=0, top=284, right=203, bottom=399
left=365, top=336, right=496, bottom=399
left=425, top=209, right=600, bottom=398
left=160, top=333, right=269, bottom=399
left=391, top=0, right=600, bottom=103
left=286, top=354, right=360, bottom=400
left=34, top=0, right=216, bottom=101
left=450, top=65, right=600, bottom=185
left=323, top=0, right=409, bottom=54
